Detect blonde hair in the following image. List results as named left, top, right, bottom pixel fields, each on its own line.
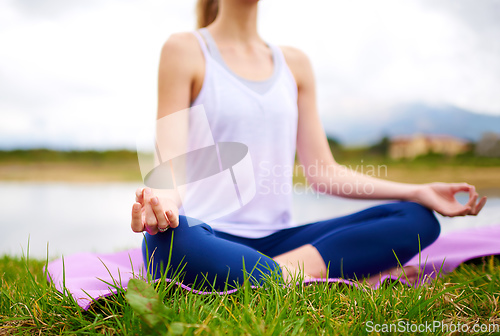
left=196, top=0, right=219, bottom=28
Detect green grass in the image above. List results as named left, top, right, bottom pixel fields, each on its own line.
left=1, top=253, right=500, bottom=335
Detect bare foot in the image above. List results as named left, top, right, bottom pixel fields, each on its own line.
left=276, top=262, right=317, bottom=283
left=366, top=265, right=419, bottom=287
left=272, top=244, right=327, bottom=280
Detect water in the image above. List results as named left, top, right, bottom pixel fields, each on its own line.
left=1, top=182, right=499, bottom=258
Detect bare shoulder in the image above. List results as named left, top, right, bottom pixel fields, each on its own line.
left=279, top=46, right=314, bottom=85
left=280, top=46, right=311, bottom=66
left=159, top=32, right=204, bottom=70
left=161, top=32, right=200, bottom=54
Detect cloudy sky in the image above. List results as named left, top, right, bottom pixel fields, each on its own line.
left=1, top=0, right=499, bottom=149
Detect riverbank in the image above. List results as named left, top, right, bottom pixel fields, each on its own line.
left=1, top=162, right=498, bottom=196
left=1, top=149, right=499, bottom=195
left=0, top=162, right=142, bottom=182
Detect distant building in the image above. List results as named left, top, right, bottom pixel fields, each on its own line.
left=389, top=134, right=469, bottom=159
left=475, top=133, right=500, bottom=157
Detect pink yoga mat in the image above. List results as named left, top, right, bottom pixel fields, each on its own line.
left=46, top=225, right=500, bottom=311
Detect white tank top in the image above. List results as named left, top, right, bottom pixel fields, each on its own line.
left=189, top=29, right=298, bottom=238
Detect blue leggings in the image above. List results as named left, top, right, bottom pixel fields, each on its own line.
left=142, top=202, right=440, bottom=290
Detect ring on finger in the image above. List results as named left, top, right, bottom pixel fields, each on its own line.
left=158, top=225, right=169, bottom=233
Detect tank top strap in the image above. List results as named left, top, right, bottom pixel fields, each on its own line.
left=266, top=43, right=298, bottom=96
left=192, top=30, right=210, bottom=59
left=268, top=43, right=284, bottom=66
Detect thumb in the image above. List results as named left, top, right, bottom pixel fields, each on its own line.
left=131, top=202, right=145, bottom=232
left=166, top=209, right=179, bottom=228
left=445, top=205, right=471, bottom=217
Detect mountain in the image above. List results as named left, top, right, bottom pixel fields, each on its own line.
left=325, top=103, right=500, bottom=146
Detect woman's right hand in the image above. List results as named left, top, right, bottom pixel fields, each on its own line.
left=131, top=187, right=180, bottom=234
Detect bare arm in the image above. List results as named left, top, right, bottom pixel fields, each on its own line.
left=282, top=47, right=486, bottom=217
left=131, top=33, right=204, bottom=233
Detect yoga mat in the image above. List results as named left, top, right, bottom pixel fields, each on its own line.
left=46, top=225, right=500, bottom=311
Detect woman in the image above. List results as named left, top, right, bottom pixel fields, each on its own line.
left=130, top=0, right=486, bottom=289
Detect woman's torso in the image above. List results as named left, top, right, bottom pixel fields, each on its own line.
left=182, top=28, right=299, bottom=238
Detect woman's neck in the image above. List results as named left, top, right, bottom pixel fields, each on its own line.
left=208, top=0, right=260, bottom=43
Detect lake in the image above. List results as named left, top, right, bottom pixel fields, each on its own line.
left=1, top=182, right=499, bottom=259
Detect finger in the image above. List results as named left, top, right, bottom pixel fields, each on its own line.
left=145, top=221, right=158, bottom=235
left=166, top=209, right=179, bottom=228
left=465, top=192, right=478, bottom=212
left=468, top=185, right=476, bottom=196
left=143, top=188, right=158, bottom=234
left=466, top=185, right=476, bottom=203
left=471, top=196, right=487, bottom=216
left=443, top=205, right=471, bottom=217
left=135, top=187, right=144, bottom=204
left=131, top=202, right=144, bottom=233
left=450, top=183, right=472, bottom=193
left=150, top=197, right=170, bottom=232
left=458, top=206, right=472, bottom=216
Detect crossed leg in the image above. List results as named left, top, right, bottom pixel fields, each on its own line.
left=143, top=202, right=440, bottom=289
left=272, top=244, right=325, bottom=280
left=258, top=202, right=440, bottom=284
left=273, top=244, right=420, bottom=285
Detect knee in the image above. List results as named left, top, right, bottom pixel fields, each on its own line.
left=403, top=202, right=441, bottom=247
left=141, top=215, right=210, bottom=277
left=144, top=215, right=211, bottom=245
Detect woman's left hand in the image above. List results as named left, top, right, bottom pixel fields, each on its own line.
left=412, top=182, right=487, bottom=217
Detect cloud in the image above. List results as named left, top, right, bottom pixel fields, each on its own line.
left=260, top=0, right=500, bottom=118
left=1, top=0, right=499, bottom=149
left=423, top=0, right=500, bottom=35
left=7, top=0, right=120, bottom=20
left=0, top=0, right=195, bottom=149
